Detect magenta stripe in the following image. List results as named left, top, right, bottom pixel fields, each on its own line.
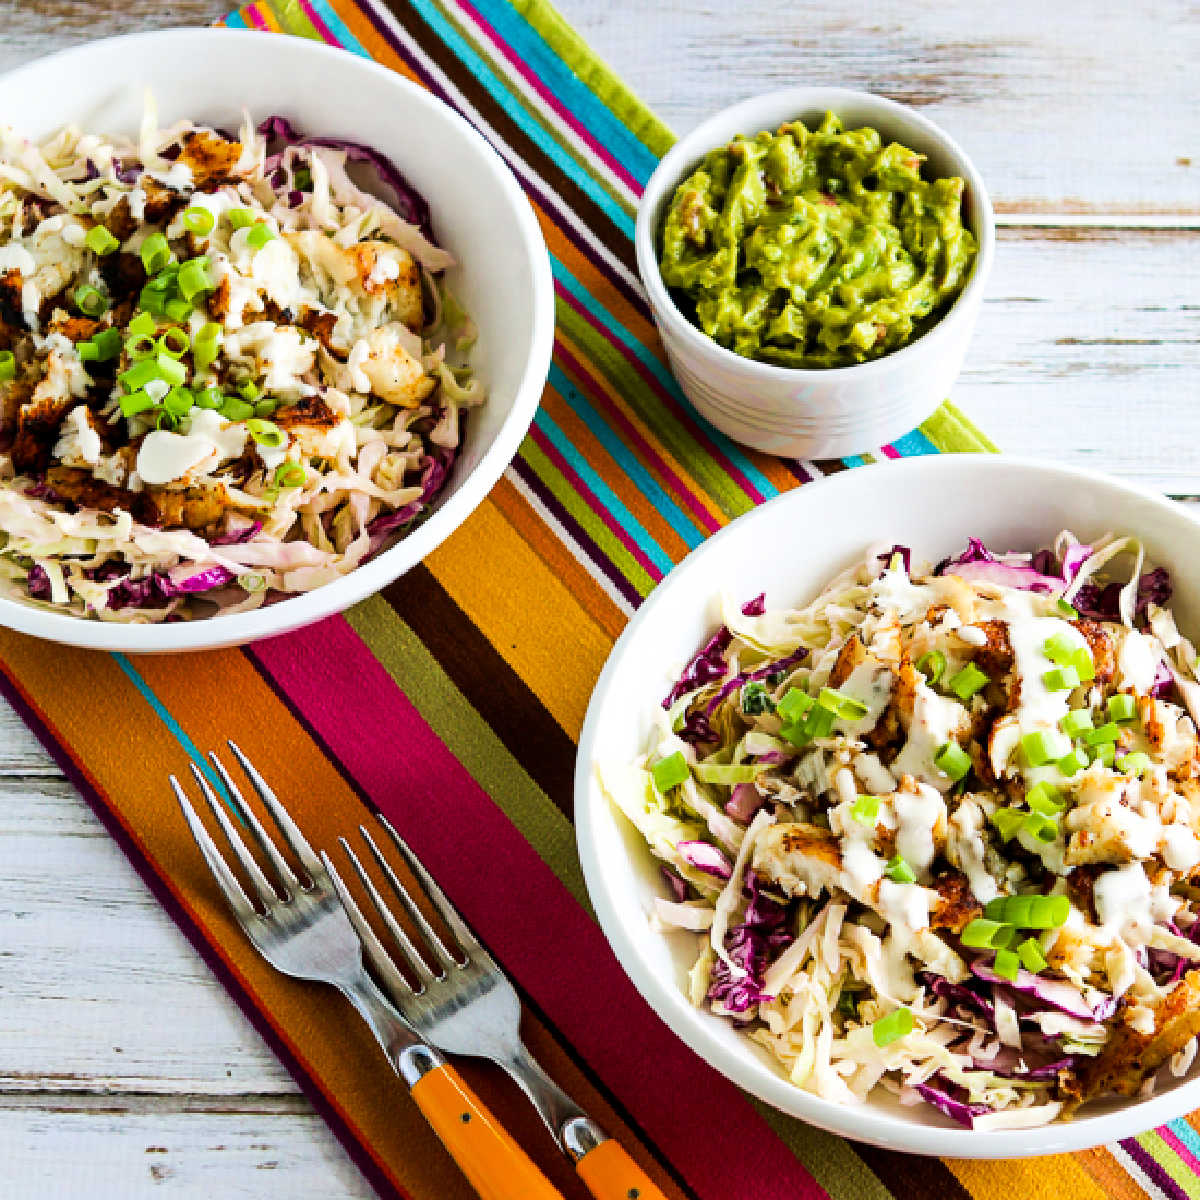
left=554, top=284, right=767, bottom=510
left=243, top=3, right=270, bottom=30
left=880, top=444, right=902, bottom=460
left=509, top=458, right=644, bottom=609
left=1158, top=1125, right=1200, bottom=1178
left=295, top=0, right=341, bottom=43
left=528, top=422, right=664, bottom=583
left=1122, top=1136, right=1190, bottom=1200
left=554, top=337, right=720, bottom=536
left=452, top=0, right=642, bottom=195
left=250, top=617, right=830, bottom=1200
left=356, top=0, right=649, bottom=319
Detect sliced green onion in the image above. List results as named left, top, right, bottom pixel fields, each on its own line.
left=91, top=328, right=121, bottom=361
left=1072, top=648, right=1095, bottom=683
left=124, top=332, right=156, bottom=360
left=1120, top=751, right=1152, bottom=777
left=692, top=762, right=760, bottom=785
left=227, top=207, right=256, bottom=229
left=990, top=807, right=1025, bottom=843
left=195, top=385, right=224, bottom=410
left=193, top=322, right=222, bottom=373
left=885, top=855, right=916, bottom=884
left=77, top=340, right=98, bottom=362
left=219, top=397, right=255, bottom=422
left=144, top=268, right=175, bottom=293
left=948, top=663, right=989, bottom=701
left=779, top=723, right=811, bottom=749
left=74, top=284, right=107, bottom=317
left=238, top=379, right=260, bottom=402
left=802, top=702, right=837, bottom=739
left=155, top=354, right=186, bottom=387
left=935, top=741, right=971, bottom=782
left=162, top=387, right=194, bottom=418
left=140, top=232, right=172, bottom=275
left=1083, top=721, right=1119, bottom=746
left=128, top=311, right=157, bottom=338
left=0, top=350, right=15, bottom=382
left=253, top=398, right=277, bottom=418
left=1018, top=937, right=1048, bottom=973
left=1043, top=665, right=1081, bottom=692
left=182, top=206, right=216, bottom=236
left=1044, top=633, right=1078, bottom=664
left=119, top=389, right=156, bottom=418
left=961, top=918, right=1009, bottom=949
left=1090, top=741, right=1116, bottom=767
left=871, top=1006, right=913, bottom=1048
left=992, top=924, right=1018, bottom=949
left=850, top=795, right=880, bottom=824
left=246, top=418, right=285, bottom=449
left=1022, top=729, right=1068, bottom=767
left=1026, top=782, right=1065, bottom=815
left=138, top=286, right=166, bottom=316
left=1057, top=597, right=1079, bottom=619
left=916, top=650, right=946, bottom=685
left=651, top=751, right=688, bottom=793
left=1060, top=709, right=1094, bottom=737
left=992, top=948, right=1020, bottom=981
left=1058, top=747, right=1088, bottom=777
left=1023, top=812, right=1059, bottom=844
left=274, top=461, right=306, bottom=490
left=776, top=688, right=813, bottom=723
left=158, top=328, right=191, bottom=358
left=818, top=687, right=869, bottom=721
left=246, top=222, right=276, bottom=250
left=85, top=225, right=119, bottom=255
left=1027, top=894, right=1070, bottom=928
left=119, top=358, right=161, bottom=393
left=1108, top=694, right=1138, bottom=724
left=178, top=257, right=214, bottom=301
left=164, top=297, right=192, bottom=323
left=156, top=410, right=179, bottom=431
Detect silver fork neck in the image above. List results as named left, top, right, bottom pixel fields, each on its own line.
left=338, top=971, right=441, bottom=1087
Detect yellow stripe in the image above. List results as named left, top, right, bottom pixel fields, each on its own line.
left=947, top=1154, right=1110, bottom=1200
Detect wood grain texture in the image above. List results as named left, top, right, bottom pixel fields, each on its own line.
left=1, top=1, right=1198, bottom=1197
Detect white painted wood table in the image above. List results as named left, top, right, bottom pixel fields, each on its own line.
left=1, top=0, right=1198, bottom=1194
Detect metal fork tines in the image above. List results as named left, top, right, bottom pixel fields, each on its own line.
left=323, top=817, right=606, bottom=1162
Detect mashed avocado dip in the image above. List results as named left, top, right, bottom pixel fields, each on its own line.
left=658, top=112, right=977, bottom=369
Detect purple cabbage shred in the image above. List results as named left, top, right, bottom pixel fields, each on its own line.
left=707, top=872, right=793, bottom=1015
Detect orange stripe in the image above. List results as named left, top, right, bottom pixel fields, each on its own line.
left=326, top=2, right=426, bottom=85
left=946, top=1154, right=1109, bottom=1200
left=1073, top=1146, right=1157, bottom=1200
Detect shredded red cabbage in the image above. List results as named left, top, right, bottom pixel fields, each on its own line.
left=935, top=537, right=1061, bottom=594
left=663, top=627, right=733, bottom=709
left=970, top=961, right=1100, bottom=1020
left=1074, top=566, right=1172, bottom=625
left=210, top=519, right=263, bottom=546
left=26, top=564, right=50, bottom=600
left=725, top=782, right=764, bottom=822
left=920, top=971, right=996, bottom=1023
left=877, top=543, right=912, bottom=574
left=258, top=115, right=435, bottom=239
left=677, top=840, right=733, bottom=880
left=660, top=865, right=688, bottom=903
left=367, top=449, right=455, bottom=554
left=915, top=1081, right=992, bottom=1128
left=741, top=593, right=766, bottom=617
left=707, top=872, right=793, bottom=1014
left=703, top=646, right=809, bottom=717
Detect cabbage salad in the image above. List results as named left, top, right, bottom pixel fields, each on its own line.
left=0, top=97, right=482, bottom=620
left=602, top=534, right=1200, bottom=1128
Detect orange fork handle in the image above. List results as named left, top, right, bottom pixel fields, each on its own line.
left=409, top=1062, right=565, bottom=1200
left=576, top=1138, right=670, bottom=1200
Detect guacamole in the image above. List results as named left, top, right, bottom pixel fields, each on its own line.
left=658, top=112, right=977, bottom=369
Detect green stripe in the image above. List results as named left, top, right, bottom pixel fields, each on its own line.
left=270, top=0, right=324, bottom=38
left=520, top=433, right=658, bottom=597
left=343, top=595, right=592, bottom=909
left=554, top=303, right=757, bottom=520
left=513, top=0, right=674, bottom=158
left=1136, top=1131, right=1200, bottom=1198
left=422, top=0, right=634, bottom=217
left=921, top=400, right=999, bottom=453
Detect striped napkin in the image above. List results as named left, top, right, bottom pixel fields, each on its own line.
left=5, top=0, right=1198, bottom=1196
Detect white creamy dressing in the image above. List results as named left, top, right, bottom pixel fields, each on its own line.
left=186, top=408, right=247, bottom=461
left=890, top=682, right=966, bottom=792
left=0, top=243, right=36, bottom=276
left=947, top=797, right=1000, bottom=903
left=1119, top=630, right=1160, bottom=692
left=1093, top=862, right=1177, bottom=942
left=136, top=429, right=217, bottom=485
left=892, top=784, right=946, bottom=876
left=52, top=405, right=101, bottom=466
left=870, top=567, right=939, bottom=624
left=998, top=592, right=1087, bottom=733
left=833, top=661, right=894, bottom=738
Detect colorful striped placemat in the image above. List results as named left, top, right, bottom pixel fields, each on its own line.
left=5, top=0, right=1197, bottom=1196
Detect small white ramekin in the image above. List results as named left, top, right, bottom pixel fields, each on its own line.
left=635, top=88, right=995, bottom=459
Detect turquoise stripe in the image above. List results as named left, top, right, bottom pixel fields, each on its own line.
left=406, top=0, right=635, bottom=238
left=533, top=408, right=673, bottom=575
left=548, top=362, right=704, bottom=550
left=1169, top=1118, right=1200, bottom=1163
left=111, top=653, right=233, bottom=812
left=549, top=254, right=779, bottom=502
left=225, top=10, right=249, bottom=28
left=842, top=454, right=869, bottom=469
left=478, top=0, right=658, bottom=186
left=891, top=427, right=939, bottom=456
left=303, top=0, right=372, bottom=55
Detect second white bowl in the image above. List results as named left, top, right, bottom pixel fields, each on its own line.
left=635, top=88, right=995, bottom=459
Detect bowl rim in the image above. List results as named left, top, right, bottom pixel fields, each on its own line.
left=633, top=86, right=996, bottom=385
left=0, top=27, right=555, bottom=652
left=574, top=453, right=1200, bottom=1157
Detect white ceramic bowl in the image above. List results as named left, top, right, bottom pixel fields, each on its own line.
left=0, top=28, right=554, bottom=652
left=635, top=88, right=995, bottom=459
left=576, top=455, right=1200, bottom=1156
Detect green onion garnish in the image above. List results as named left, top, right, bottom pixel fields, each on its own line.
left=128, top=311, right=157, bottom=338
left=0, top=350, right=15, bottom=382
left=850, top=794, right=880, bottom=824
left=1090, top=741, right=1116, bottom=767
left=885, top=855, right=916, bottom=884
left=163, top=387, right=194, bottom=418
left=948, top=663, right=989, bottom=701
left=155, top=354, right=186, bottom=388
left=1057, top=747, right=1087, bottom=777
left=1072, top=648, right=1095, bottom=683
left=178, top=257, right=214, bottom=301
left=802, top=703, right=836, bottom=739
left=1059, top=709, right=1094, bottom=737
left=934, top=741, right=971, bottom=782
left=1120, top=751, right=1152, bottom=777
left=219, top=397, right=255, bottom=422
left=156, top=410, right=179, bottom=431
left=182, top=206, right=216, bottom=236
left=916, top=650, right=946, bottom=685
left=992, top=948, right=1020, bottom=981
left=238, top=379, right=260, bottom=402
left=125, top=333, right=157, bottom=360
left=1108, top=694, right=1138, bottom=724
left=139, top=287, right=167, bottom=317
left=651, top=751, right=688, bottom=793
left=246, top=418, right=284, bottom=449
left=776, top=688, right=813, bottom=723
left=1043, top=633, right=1078, bottom=664
left=92, top=328, right=121, bottom=360
left=779, top=723, right=811, bottom=749
left=1023, top=811, right=1058, bottom=844
left=1018, top=937, right=1048, bottom=973
left=274, top=461, right=306, bottom=490
left=164, top=297, right=193, bottom=323
left=77, top=340, right=98, bottom=362
left=119, top=358, right=161, bottom=393
left=254, top=398, right=278, bottom=418
left=158, top=328, right=191, bottom=358
left=140, top=232, right=172, bottom=275
left=1043, top=665, right=1081, bottom=692
left=990, top=807, right=1024, bottom=842
left=246, top=222, right=276, bottom=250
left=871, top=1006, right=913, bottom=1048
left=74, top=285, right=107, bottom=317
left=961, top=918, right=1009, bottom=949
left=1022, top=729, right=1068, bottom=767
left=196, top=385, right=224, bottom=410
left=85, top=225, right=119, bottom=256
left=1082, top=721, right=1119, bottom=746
left=1057, top=597, right=1079, bottom=619
left=227, top=207, right=255, bottom=229
left=119, top=390, right=156, bottom=418
left=987, top=894, right=1070, bottom=929
left=818, top=687, right=869, bottom=721
left=1026, top=782, right=1064, bottom=814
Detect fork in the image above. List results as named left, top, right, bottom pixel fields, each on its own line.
left=323, top=816, right=669, bottom=1200
left=173, top=743, right=564, bottom=1200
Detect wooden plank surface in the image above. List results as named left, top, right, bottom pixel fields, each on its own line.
left=1, top=1, right=1198, bottom=1197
